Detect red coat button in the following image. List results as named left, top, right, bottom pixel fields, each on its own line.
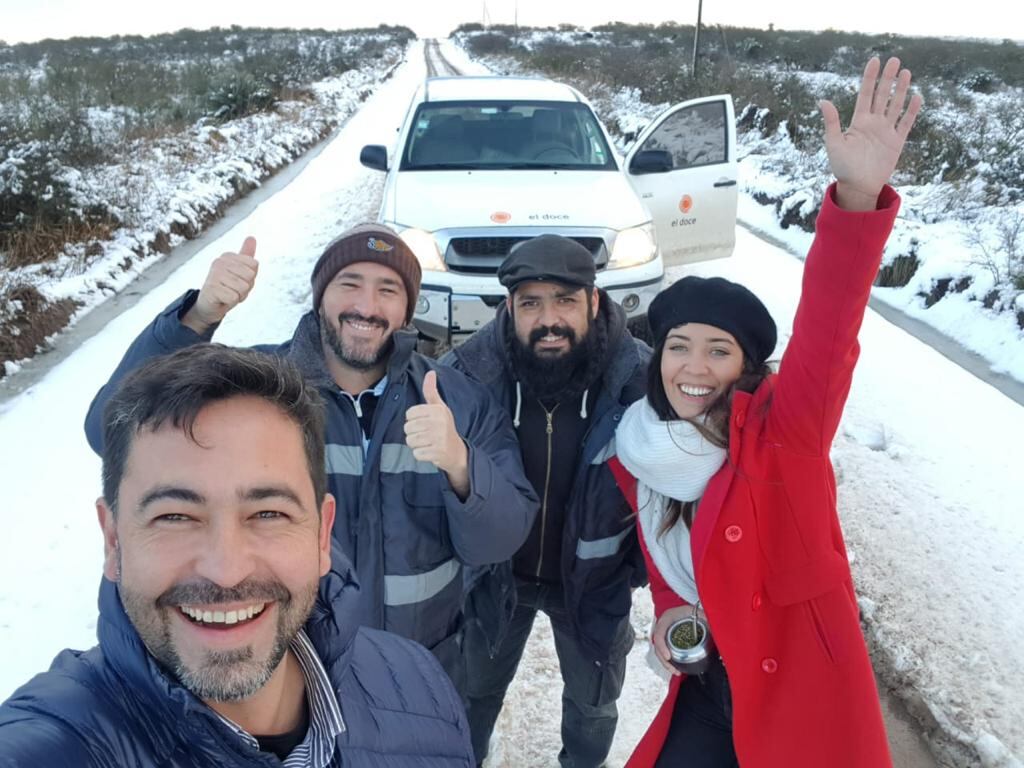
left=761, top=657, right=779, bottom=674
left=724, top=525, right=743, bottom=543
left=751, top=593, right=762, bottom=611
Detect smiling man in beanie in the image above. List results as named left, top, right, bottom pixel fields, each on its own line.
left=84, top=224, right=538, bottom=693
left=442, top=234, right=650, bottom=767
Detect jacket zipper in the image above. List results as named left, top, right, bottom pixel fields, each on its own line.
left=535, top=404, right=557, bottom=579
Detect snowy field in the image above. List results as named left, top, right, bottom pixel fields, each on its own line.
left=460, top=31, right=1024, bottom=387
left=1, top=38, right=1022, bottom=768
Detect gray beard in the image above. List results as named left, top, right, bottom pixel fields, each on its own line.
left=119, top=567, right=317, bottom=702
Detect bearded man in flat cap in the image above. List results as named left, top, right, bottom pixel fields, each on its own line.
left=443, top=235, right=650, bottom=767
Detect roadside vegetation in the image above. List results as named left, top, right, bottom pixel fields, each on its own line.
left=456, top=23, right=1024, bottom=332
left=0, top=25, right=413, bottom=376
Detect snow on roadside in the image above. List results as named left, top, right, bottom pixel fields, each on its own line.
left=0, top=40, right=430, bottom=702
left=454, top=33, right=1024, bottom=385
left=0, top=38, right=410, bottom=375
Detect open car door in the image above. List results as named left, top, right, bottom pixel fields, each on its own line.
left=624, top=95, right=737, bottom=267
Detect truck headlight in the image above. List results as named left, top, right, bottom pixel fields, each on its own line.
left=399, top=228, right=447, bottom=272
left=607, top=224, right=657, bottom=269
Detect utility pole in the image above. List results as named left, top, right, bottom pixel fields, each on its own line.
left=692, top=0, right=703, bottom=79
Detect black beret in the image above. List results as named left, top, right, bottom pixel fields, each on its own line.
left=648, top=276, right=777, bottom=366
left=498, top=234, right=596, bottom=291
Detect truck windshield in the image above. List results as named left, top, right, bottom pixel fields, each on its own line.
left=401, top=101, right=618, bottom=171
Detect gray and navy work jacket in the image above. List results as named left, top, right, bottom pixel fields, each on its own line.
left=442, top=295, right=649, bottom=664
left=83, top=290, right=539, bottom=686
left=0, top=557, right=476, bottom=767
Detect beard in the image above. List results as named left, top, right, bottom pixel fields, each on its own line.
left=509, top=316, right=599, bottom=402
left=320, top=307, right=394, bottom=372
left=120, top=573, right=318, bottom=703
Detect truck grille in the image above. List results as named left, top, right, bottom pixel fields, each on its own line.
left=445, top=236, right=607, bottom=273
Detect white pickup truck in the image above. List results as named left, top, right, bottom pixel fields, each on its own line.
left=360, top=75, right=737, bottom=345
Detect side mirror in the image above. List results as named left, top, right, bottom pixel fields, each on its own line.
left=629, top=149, right=673, bottom=175
left=360, top=145, right=389, bottom=172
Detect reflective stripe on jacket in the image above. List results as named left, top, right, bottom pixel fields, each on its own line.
left=83, top=293, right=539, bottom=683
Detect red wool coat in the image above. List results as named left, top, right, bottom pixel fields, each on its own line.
left=615, top=184, right=899, bottom=768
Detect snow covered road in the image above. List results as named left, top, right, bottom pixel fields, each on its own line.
left=0, top=38, right=427, bottom=697
left=1, top=38, right=1020, bottom=767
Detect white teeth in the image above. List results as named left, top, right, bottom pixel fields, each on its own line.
left=680, top=384, right=714, bottom=397
left=180, top=603, right=267, bottom=624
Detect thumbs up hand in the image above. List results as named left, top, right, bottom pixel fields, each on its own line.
left=405, top=370, right=470, bottom=498
left=182, top=236, right=260, bottom=334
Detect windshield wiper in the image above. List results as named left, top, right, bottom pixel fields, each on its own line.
left=481, top=163, right=581, bottom=170
left=409, top=163, right=480, bottom=170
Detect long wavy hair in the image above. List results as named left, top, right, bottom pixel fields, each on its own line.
left=645, top=338, right=772, bottom=535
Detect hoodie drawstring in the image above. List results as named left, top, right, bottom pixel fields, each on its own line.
left=580, top=388, right=589, bottom=419
left=513, top=381, right=523, bottom=428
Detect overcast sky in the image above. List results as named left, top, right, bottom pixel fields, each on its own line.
left=1, top=0, right=1015, bottom=44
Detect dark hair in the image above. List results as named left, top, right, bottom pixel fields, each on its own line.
left=101, top=344, right=327, bottom=515
left=645, top=338, right=772, bottom=535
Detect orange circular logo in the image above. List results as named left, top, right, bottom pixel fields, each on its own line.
left=679, top=195, right=693, bottom=214
left=490, top=211, right=511, bottom=224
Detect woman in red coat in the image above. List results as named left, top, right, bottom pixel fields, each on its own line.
left=611, top=57, right=922, bottom=767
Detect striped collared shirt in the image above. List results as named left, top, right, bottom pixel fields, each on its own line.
left=213, top=629, right=345, bottom=767
left=337, top=374, right=389, bottom=453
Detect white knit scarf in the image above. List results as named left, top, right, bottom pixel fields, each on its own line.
left=616, top=398, right=727, bottom=605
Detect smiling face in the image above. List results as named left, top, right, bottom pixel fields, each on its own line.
left=319, top=261, right=408, bottom=372
left=508, top=281, right=598, bottom=358
left=660, top=323, right=745, bottom=420
left=97, top=395, right=334, bottom=703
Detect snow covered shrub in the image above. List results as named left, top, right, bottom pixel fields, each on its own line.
left=524, top=40, right=594, bottom=81
left=962, top=69, right=1001, bottom=94
left=206, top=74, right=276, bottom=121
left=466, top=33, right=516, bottom=57
left=966, top=212, right=1024, bottom=296
left=726, top=73, right=821, bottom=148
left=980, top=101, right=1024, bottom=204
left=876, top=242, right=923, bottom=288
left=0, top=282, right=78, bottom=379
left=898, top=110, right=974, bottom=185
left=740, top=38, right=763, bottom=60
left=0, top=141, right=75, bottom=266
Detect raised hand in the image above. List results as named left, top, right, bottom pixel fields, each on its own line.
left=182, top=236, right=259, bottom=334
left=405, top=370, right=470, bottom=499
left=819, top=57, right=923, bottom=211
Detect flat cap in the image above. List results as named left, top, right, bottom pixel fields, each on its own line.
left=497, top=234, right=596, bottom=291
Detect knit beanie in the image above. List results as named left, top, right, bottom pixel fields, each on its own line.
left=310, top=224, right=422, bottom=323
left=648, top=276, right=777, bottom=366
